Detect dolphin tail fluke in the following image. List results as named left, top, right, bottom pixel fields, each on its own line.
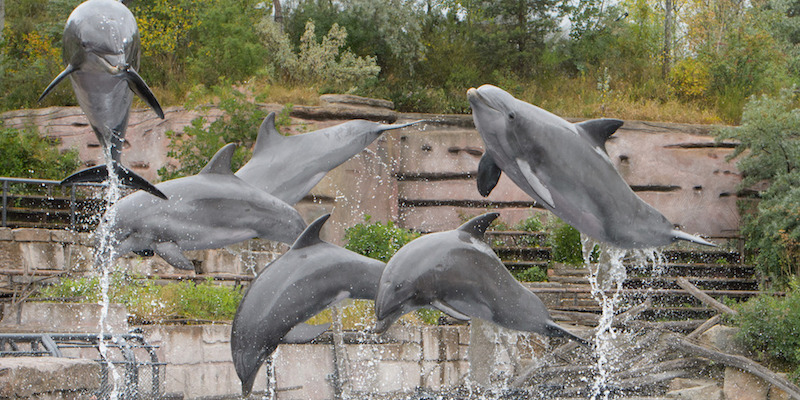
left=38, top=64, right=77, bottom=103
left=61, top=164, right=168, bottom=200
left=124, top=67, right=164, bottom=119
left=671, top=230, right=716, bottom=247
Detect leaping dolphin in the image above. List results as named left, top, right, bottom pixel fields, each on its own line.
left=39, top=0, right=166, bottom=199
left=231, top=214, right=386, bottom=396
left=374, top=212, right=587, bottom=346
left=467, top=84, right=714, bottom=249
left=109, top=143, right=306, bottom=270
left=235, top=113, right=422, bottom=205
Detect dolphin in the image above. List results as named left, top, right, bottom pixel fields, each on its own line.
left=38, top=0, right=166, bottom=199
left=374, top=212, right=587, bottom=346
left=109, top=143, right=306, bottom=270
left=467, top=84, right=714, bottom=249
left=235, top=113, right=422, bottom=205
left=231, top=213, right=386, bottom=396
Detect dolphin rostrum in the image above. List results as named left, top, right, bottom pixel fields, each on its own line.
left=231, top=213, right=386, bottom=396
left=235, top=113, right=421, bottom=205
left=109, top=143, right=306, bottom=270
left=467, top=84, right=714, bottom=249
left=39, top=0, right=166, bottom=199
left=374, top=212, right=587, bottom=346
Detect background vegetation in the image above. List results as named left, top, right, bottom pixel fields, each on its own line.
left=2, top=0, right=799, bottom=124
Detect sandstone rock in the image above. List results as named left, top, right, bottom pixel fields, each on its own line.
left=319, top=94, right=394, bottom=110
left=699, top=324, right=748, bottom=356
left=724, top=366, right=769, bottom=400
left=666, top=382, right=723, bottom=400
left=0, top=357, right=99, bottom=398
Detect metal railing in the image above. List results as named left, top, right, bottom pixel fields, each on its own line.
left=0, top=332, right=165, bottom=399
left=0, top=177, right=106, bottom=231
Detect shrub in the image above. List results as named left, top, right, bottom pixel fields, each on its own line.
left=549, top=220, right=585, bottom=265
left=0, top=123, right=82, bottom=180
left=343, top=215, right=420, bottom=263
left=513, top=266, right=548, bottom=282
left=734, top=281, right=800, bottom=382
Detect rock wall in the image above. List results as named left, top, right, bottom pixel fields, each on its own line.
left=1, top=101, right=742, bottom=247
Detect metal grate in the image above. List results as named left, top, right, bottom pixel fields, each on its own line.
left=0, top=332, right=165, bottom=399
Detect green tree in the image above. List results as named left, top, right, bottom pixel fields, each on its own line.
left=715, top=89, right=800, bottom=286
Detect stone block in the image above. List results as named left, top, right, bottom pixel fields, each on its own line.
left=374, top=360, right=421, bottom=393
left=669, top=377, right=719, bottom=391
left=666, top=382, right=723, bottom=400
left=65, top=243, right=94, bottom=272
left=0, top=242, right=23, bottom=269
left=50, top=229, right=78, bottom=244
left=160, top=326, right=204, bottom=365
left=275, top=344, right=334, bottom=400
left=0, top=357, right=99, bottom=398
left=385, top=324, right=421, bottom=344
left=182, top=362, right=239, bottom=399
left=203, top=324, right=230, bottom=344
left=21, top=242, right=66, bottom=271
left=201, top=248, right=243, bottom=274
left=700, top=325, right=748, bottom=356
left=0, top=228, right=12, bottom=241
left=724, top=367, right=769, bottom=400
left=0, top=302, right=128, bottom=333
left=203, top=342, right=233, bottom=363
left=13, top=228, right=51, bottom=242
left=77, top=232, right=94, bottom=247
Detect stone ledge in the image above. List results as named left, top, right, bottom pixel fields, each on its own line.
left=0, top=357, right=99, bottom=398
left=13, top=228, right=52, bottom=243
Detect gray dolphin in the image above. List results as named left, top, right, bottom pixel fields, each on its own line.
left=235, top=113, right=421, bottom=205
left=467, top=84, right=714, bottom=249
left=374, top=212, right=586, bottom=346
left=109, top=143, right=306, bottom=270
left=39, top=0, right=166, bottom=199
left=231, top=213, right=385, bottom=396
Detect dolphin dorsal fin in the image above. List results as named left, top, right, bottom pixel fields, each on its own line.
left=458, top=212, right=500, bottom=238
left=199, top=143, right=237, bottom=175
left=291, top=214, right=331, bottom=249
left=252, top=112, right=284, bottom=157
left=576, top=118, right=623, bottom=150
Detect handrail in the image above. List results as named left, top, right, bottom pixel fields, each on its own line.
left=0, top=177, right=106, bottom=230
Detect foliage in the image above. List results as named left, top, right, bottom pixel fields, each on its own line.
left=158, top=83, right=283, bottom=180
left=549, top=219, right=585, bottom=265
left=715, top=89, right=800, bottom=286
left=733, top=281, right=800, bottom=382
left=512, top=266, right=548, bottom=282
left=36, top=274, right=243, bottom=322
left=515, top=214, right=545, bottom=232
left=0, top=123, right=81, bottom=180
left=344, top=215, right=420, bottom=263
left=669, top=57, right=710, bottom=100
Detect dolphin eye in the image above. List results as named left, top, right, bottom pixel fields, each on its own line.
left=508, top=112, right=516, bottom=120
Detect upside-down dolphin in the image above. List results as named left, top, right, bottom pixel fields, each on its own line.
left=374, top=212, right=586, bottom=346
left=235, top=113, right=421, bottom=205
left=467, top=84, right=714, bottom=249
left=39, top=0, right=166, bottom=199
left=231, top=214, right=385, bottom=396
left=109, top=143, right=306, bottom=270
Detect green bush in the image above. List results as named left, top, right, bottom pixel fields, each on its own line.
left=343, top=215, right=420, bottom=263
left=0, top=123, right=81, bottom=180
left=36, top=274, right=243, bottom=323
left=515, top=214, right=545, bottom=232
left=734, top=281, right=800, bottom=382
left=549, top=220, right=585, bottom=265
left=512, top=266, right=548, bottom=282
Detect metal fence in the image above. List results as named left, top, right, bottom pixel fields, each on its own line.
left=0, top=177, right=107, bottom=231
left=0, top=331, right=165, bottom=399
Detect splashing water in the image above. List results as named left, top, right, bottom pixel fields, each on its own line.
left=92, top=152, right=125, bottom=399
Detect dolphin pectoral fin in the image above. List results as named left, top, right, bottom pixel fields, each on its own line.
left=545, top=321, right=590, bottom=347
left=282, top=323, right=331, bottom=344
left=576, top=118, right=623, bottom=151
left=477, top=153, right=502, bottom=197
left=61, top=164, right=167, bottom=200
left=124, top=67, right=164, bottom=119
left=154, top=242, right=195, bottom=271
left=516, top=159, right=555, bottom=209
left=671, top=230, right=716, bottom=247
left=38, top=65, right=76, bottom=103
left=432, top=300, right=471, bottom=321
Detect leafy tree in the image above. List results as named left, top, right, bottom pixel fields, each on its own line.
left=715, top=89, right=800, bottom=286
left=158, top=84, right=271, bottom=180
left=0, top=122, right=81, bottom=180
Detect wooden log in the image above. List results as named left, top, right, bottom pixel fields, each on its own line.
left=687, top=314, right=721, bottom=340
left=667, top=333, right=800, bottom=400
left=676, top=276, right=737, bottom=315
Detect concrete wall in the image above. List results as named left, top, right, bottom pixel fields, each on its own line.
left=142, top=323, right=470, bottom=399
